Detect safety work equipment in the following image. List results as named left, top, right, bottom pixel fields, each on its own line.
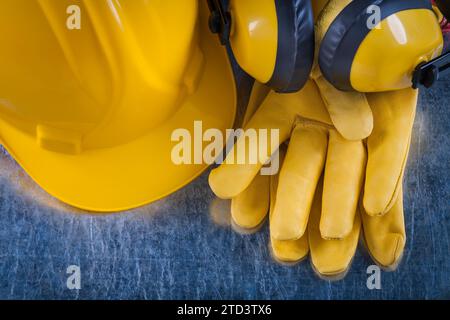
left=280, top=87, right=414, bottom=276
left=209, top=0, right=419, bottom=277
left=209, top=80, right=415, bottom=278
left=317, top=0, right=445, bottom=91
left=309, top=0, right=444, bottom=141
left=271, top=167, right=406, bottom=278
left=0, top=0, right=236, bottom=212
left=208, top=0, right=315, bottom=93
left=210, top=0, right=447, bottom=94
left=210, top=0, right=446, bottom=142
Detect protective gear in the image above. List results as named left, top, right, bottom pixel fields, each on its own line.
left=210, top=0, right=445, bottom=141
left=212, top=0, right=446, bottom=93
left=208, top=0, right=315, bottom=93
left=318, top=0, right=443, bottom=92
left=0, top=0, right=236, bottom=212
left=209, top=80, right=415, bottom=278
left=209, top=1, right=422, bottom=277
left=209, top=0, right=439, bottom=279
left=310, top=0, right=443, bottom=141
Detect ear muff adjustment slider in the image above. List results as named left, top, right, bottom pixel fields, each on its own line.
left=412, top=51, right=450, bottom=89
left=207, top=0, right=231, bottom=46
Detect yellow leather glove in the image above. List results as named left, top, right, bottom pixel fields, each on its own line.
left=312, top=87, right=414, bottom=275
left=210, top=80, right=382, bottom=239
left=209, top=80, right=416, bottom=278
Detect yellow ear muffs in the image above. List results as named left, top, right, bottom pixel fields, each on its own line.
left=224, top=0, right=315, bottom=93
left=318, top=0, right=444, bottom=92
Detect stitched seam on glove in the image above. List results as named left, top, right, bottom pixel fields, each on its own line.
left=294, top=115, right=334, bottom=131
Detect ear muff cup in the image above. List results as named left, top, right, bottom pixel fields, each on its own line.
left=266, top=0, right=315, bottom=93
left=318, top=0, right=433, bottom=91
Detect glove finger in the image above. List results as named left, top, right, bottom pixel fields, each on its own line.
left=270, top=124, right=328, bottom=241
left=231, top=173, right=270, bottom=230
left=243, top=82, right=271, bottom=126
left=364, top=88, right=417, bottom=216
left=321, top=130, right=366, bottom=240
left=209, top=92, right=295, bottom=199
left=361, top=186, right=406, bottom=270
left=284, top=79, right=333, bottom=125
left=309, top=179, right=361, bottom=280
left=270, top=233, right=310, bottom=264
left=314, top=74, right=373, bottom=141
left=312, top=0, right=372, bottom=141
left=270, top=149, right=309, bottom=263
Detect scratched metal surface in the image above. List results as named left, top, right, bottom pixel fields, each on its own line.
left=1, top=54, right=450, bottom=300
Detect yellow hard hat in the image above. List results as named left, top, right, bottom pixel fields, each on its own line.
left=317, top=0, right=444, bottom=92
left=0, top=0, right=236, bottom=212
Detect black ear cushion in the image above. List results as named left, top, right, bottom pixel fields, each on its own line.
left=266, top=0, right=314, bottom=93
left=436, top=0, right=450, bottom=21
left=319, top=0, right=433, bottom=91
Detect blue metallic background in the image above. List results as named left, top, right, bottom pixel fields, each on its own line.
left=0, top=38, right=449, bottom=301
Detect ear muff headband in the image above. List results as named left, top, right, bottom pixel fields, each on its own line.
left=266, top=0, right=314, bottom=93
left=319, top=0, right=433, bottom=91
